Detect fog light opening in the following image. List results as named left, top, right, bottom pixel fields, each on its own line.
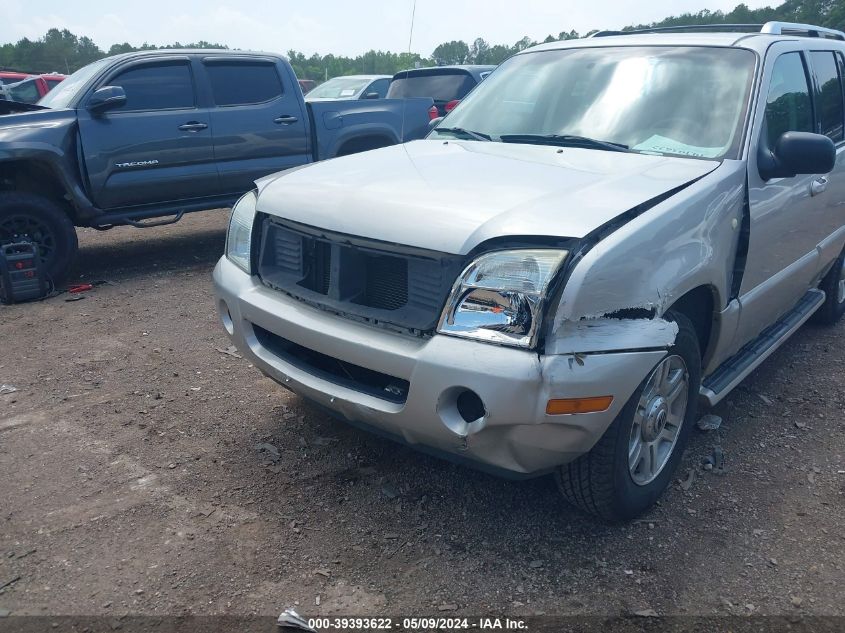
left=219, top=300, right=234, bottom=336
left=456, top=389, right=486, bottom=424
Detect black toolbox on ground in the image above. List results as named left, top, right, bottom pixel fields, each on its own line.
left=0, top=240, right=48, bottom=304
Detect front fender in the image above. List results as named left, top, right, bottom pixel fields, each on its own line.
left=546, top=161, right=747, bottom=354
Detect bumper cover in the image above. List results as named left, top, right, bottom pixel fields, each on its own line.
left=213, top=257, right=666, bottom=475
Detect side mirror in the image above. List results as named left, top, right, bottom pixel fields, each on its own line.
left=87, top=86, right=127, bottom=113
left=428, top=116, right=444, bottom=131
left=758, top=131, right=835, bottom=180
left=362, top=92, right=380, bottom=100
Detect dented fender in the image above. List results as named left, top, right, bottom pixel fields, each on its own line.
left=545, top=161, right=747, bottom=356
left=545, top=317, right=679, bottom=355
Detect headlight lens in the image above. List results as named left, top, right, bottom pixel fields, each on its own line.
left=226, top=190, right=257, bottom=273
left=437, top=249, right=568, bottom=348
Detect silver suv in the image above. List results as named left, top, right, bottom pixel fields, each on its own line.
left=214, top=23, right=845, bottom=520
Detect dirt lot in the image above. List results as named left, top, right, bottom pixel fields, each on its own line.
left=1, top=211, right=844, bottom=621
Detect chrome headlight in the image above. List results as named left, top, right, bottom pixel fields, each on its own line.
left=437, top=249, right=568, bottom=348
left=225, top=190, right=257, bottom=274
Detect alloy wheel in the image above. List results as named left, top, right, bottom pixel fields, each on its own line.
left=628, top=354, right=690, bottom=486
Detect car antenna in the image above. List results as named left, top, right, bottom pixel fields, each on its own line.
left=400, top=0, right=417, bottom=144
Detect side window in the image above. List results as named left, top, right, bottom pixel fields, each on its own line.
left=810, top=51, right=844, bottom=142
left=9, top=79, right=40, bottom=103
left=109, top=62, right=194, bottom=111
left=205, top=62, right=283, bottom=106
left=369, top=79, right=389, bottom=98
left=764, top=52, right=813, bottom=147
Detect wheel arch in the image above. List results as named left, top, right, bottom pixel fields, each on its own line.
left=334, top=133, right=396, bottom=157
left=666, top=284, right=718, bottom=365
left=0, top=158, right=76, bottom=221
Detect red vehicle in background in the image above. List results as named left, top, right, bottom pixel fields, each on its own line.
left=0, top=71, right=30, bottom=86
left=0, top=71, right=66, bottom=103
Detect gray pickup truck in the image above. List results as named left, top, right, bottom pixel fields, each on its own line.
left=0, top=49, right=432, bottom=282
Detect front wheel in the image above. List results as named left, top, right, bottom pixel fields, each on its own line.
left=0, top=192, right=78, bottom=284
left=556, top=312, right=701, bottom=521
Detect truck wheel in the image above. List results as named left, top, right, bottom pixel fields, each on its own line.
left=555, top=312, right=701, bottom=521
left=811, top=246, right=845, bottom=325
left=0, top=192, right=78, bottom=285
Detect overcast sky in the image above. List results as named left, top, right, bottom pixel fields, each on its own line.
left=2, top=0, right=777, bottom=57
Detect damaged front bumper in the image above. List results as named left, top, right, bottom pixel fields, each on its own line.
left=213, top=256, right=667, bottom=476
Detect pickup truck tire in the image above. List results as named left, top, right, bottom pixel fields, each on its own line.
left=811, top=246, right=845, bottom=325
left=555, top=312, right=701, bottom=522
left=0, top=192, right=78, bottom=285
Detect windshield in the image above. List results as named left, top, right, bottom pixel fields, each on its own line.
left=434, top=47, right=756, bottom=159
left=38, top=57, right=110, bottom=109
left=387, top=71, right=476, bottom=103
left=306, top=77, right=370, bottom=99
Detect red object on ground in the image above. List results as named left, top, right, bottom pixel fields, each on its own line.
left=68, top=284, right=93, bottom=294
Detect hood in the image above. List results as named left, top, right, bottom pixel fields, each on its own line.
left=0, top=107, right=76, bottom=142
left=0, top=101, right=48, bottom=115
left=255, top=140, right=720, bottom=255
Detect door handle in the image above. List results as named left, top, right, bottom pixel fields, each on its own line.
left=274, top=115, right=299, bottom=125
left=811, top=176, right=829, bottom=196
left=178, top=121, right=208, bottom=132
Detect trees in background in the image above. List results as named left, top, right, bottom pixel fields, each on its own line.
left=2, top=2, right=843, bottom=79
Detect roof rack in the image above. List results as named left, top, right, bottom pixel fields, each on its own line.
left=590, top=21, right=845, bottom=41
left=761, top=22, right=845, bottom=40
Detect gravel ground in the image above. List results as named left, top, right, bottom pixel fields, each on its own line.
left=0, top=211, right=844, bottom=620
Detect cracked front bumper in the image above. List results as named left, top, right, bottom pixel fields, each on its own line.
left=213, top=256, right=666, bottom=476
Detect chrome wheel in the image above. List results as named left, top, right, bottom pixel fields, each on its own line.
left=837, top=262, right=845, bottom=304
left=628, top=354, right=689, bottom=486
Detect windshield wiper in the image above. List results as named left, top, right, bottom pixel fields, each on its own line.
left=434, top=127, right=492, bottom=142
left=499, top=134, right=630, bottom=153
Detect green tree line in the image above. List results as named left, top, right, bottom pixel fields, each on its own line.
left=1, top=0, right=843, bottom=79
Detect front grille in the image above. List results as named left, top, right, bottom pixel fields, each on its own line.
left=359, top=255, right=407, bottom=310
left=252, top=324, right=409, bottom=404
left=256, top=215, right=464, bottom=332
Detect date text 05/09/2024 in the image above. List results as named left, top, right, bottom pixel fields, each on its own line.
left=305, top=617, right=528, bottom=630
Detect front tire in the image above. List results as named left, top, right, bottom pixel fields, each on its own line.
left=811, top=246, right=845, bottom=325
left=556, top=312, right=701, bottom=521
left=0, top=192, right=78, bottom=284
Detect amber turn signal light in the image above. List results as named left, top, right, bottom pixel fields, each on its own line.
left=546, top=396, right=614, bottom=415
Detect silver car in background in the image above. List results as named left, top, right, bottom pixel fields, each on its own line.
left=305, top=75, right=391, bottom=101
left=215, top=22, right=845, bottom=521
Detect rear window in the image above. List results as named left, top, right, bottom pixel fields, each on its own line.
left=387, top=71, right=476, bottom=102
left=205, top=61, right=283, bottom=106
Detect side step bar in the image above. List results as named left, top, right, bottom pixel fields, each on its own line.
left=700, top=289, right=825, bottom=407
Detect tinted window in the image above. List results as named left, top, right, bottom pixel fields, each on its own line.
left=110, top=63, right=194, bottom=111
left=205, top=62, right=283, bottom=106
left=387, top=71, right=476, bottom=102
left=811, top=51, right=844, bottom=142
left=765, top=53, right=813, bottom=147
left=45, top=78, right=63, bottom=90
left=369, top=78, right=390, bottom=98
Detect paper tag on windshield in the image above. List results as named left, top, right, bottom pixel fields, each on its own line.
left=340, top=89, right=356, bottom=97
left=633, top=135, right=725, bottom=158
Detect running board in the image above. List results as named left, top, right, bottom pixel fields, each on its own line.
left=700, top=289, right=825, bottom=407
